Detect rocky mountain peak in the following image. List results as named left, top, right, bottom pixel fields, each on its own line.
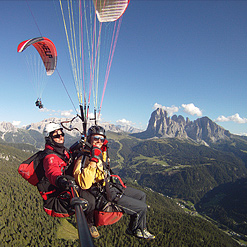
left=171, top=114, right=186, bottom=125
left=138, top=108, right=188, bottom=139
left=0, top=122, right=17, bottom=133
left=133, top=108, right=231, bottom=144
left=185, top=116, right=231, bottom=143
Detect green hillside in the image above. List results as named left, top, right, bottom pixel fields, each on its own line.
left=0, top=142, right=243, bottom=246
left=107, top=136, right=247, bottom=204
left=196, top=177, right=247, bottom=237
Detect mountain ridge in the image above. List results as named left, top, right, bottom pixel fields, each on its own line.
left=0, top=117, right=141, bottom=136
left=132, top=108, right=232, bottom=145
left=0, top=109, right=241, bottom=148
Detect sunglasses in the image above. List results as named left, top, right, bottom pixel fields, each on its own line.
left=93, top=136, right=105, bottom=142
left=52, top=132, right=65, bottom=138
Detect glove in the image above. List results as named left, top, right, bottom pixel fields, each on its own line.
left=101, top=139, right=108, bottom=152
left=90, top=145, right=103, bottom=163
left=56, top=175, right=74, bottom=191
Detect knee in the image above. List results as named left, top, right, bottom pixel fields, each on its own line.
left=140, top=191, right=146, bottom=202
left=142, top=202, right=148, bottom=212
left=86, top=196, right=96, bottom=211
left=137, top=200, right=147, bottom=213
left=80, top=191, right=96, bottom=211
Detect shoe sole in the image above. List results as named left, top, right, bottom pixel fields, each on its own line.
left=91, top=235, right=100, bottom=239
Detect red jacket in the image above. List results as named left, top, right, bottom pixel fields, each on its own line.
left=43, top=145, right=70, bottom=186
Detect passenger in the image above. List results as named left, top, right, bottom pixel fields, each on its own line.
left=38, top=122, right=75, bottom=217
left=73, top=125, right=155, bottom=239
left=35, top=98, right=43, bottom=109
left=35, top=99, right=40, bottom=106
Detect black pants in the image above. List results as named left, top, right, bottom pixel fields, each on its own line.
left=80, top=186, right=147, bottom=231
left=116, top=186, right=147, bottom=232
left=79, top=189, right=96, bottom=228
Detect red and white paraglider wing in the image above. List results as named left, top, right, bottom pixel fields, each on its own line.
left=17, top=37, right=57, bottom=76
left=93, top=0, right=129, bottom=22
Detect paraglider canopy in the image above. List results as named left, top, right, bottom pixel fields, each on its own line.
left=17, top=37, right=57, bottom=76
left=93, top=0, right=129, bottom=22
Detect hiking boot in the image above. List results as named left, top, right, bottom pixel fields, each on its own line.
left=126, top=228, right=155, bottom=240
left=135, top=229, right=144, bottom=238
left=90, top=226, right=100, bottom=239
left=143, top=228, right=155, bottom=239
left=125, top=228, right=143, bottom=238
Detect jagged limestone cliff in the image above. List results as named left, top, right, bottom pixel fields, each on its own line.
left=133, top=108, right=231, bottom=144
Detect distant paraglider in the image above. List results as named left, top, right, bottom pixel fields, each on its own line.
left=17, top=37, right=57, bottom=75
left=17, top=37, right=57, bottom=109
left=35, top=98, right=44, bottom=109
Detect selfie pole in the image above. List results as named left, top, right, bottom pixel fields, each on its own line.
left=70, top=182, right=94, bottom=247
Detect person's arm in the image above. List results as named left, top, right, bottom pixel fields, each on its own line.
left=73, top=156, right=97, bottom=189
left=43, top=154, right=63, bottom=186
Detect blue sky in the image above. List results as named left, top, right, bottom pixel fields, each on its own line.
left=1, top=0, right=247, bottom=135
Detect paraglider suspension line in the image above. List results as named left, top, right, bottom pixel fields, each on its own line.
left=56, top=68, right=78, bottom=114
left=26, top=0, right=43, bottom=37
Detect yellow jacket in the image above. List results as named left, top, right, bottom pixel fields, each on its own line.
left=73, top=151, right=107, bottom=190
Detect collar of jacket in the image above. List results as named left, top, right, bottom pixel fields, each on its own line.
left=45, top=144, right=70, bottom=161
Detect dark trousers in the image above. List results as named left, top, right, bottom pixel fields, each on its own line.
left=79, top=189, right=96, bottom=227
left=116, top=186, right=147, bottom=232
left=80, top=186, right=147, bottom=231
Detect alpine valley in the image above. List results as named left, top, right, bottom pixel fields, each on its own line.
left=1, top=108, right=247, bottom=246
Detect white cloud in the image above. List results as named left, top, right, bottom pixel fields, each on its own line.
left=215, top=115, right=229, bottom=122
left=153, top=103, right=179, bottom=116
left=61, top=109, right=74, bottom=118
left=154, top=102, right=202, bottom=117
left=236, top=133, right=247, bottom=136
left=181, top=103, right=203, bottom=117
left=88, top=112, right=95, bottom=119
left=40, top=108, right=56, bottom=114
left=215, top=113, right=247, bottom=124
left=116, top=118, right=134, bottom=126
left=12, top=121, right=21, bottom=126
left=40, top=107, right=75, bottom=118
left=87, top=112, right=102, bottom=122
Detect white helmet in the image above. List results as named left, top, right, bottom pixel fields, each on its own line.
left=43, top=123, right=62, bottom=137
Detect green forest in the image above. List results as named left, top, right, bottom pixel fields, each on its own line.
left=196, top=177, right=247, bottom=236
left=110, top=136, right=247, bottom=204
left=0, top=142, right=244, bottom=246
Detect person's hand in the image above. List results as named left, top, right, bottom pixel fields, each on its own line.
left=90, top=145, right=103, bottom=163
left=101, top=139, right=108, bottom=152
left=56, top=175, right=74, bottom=190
